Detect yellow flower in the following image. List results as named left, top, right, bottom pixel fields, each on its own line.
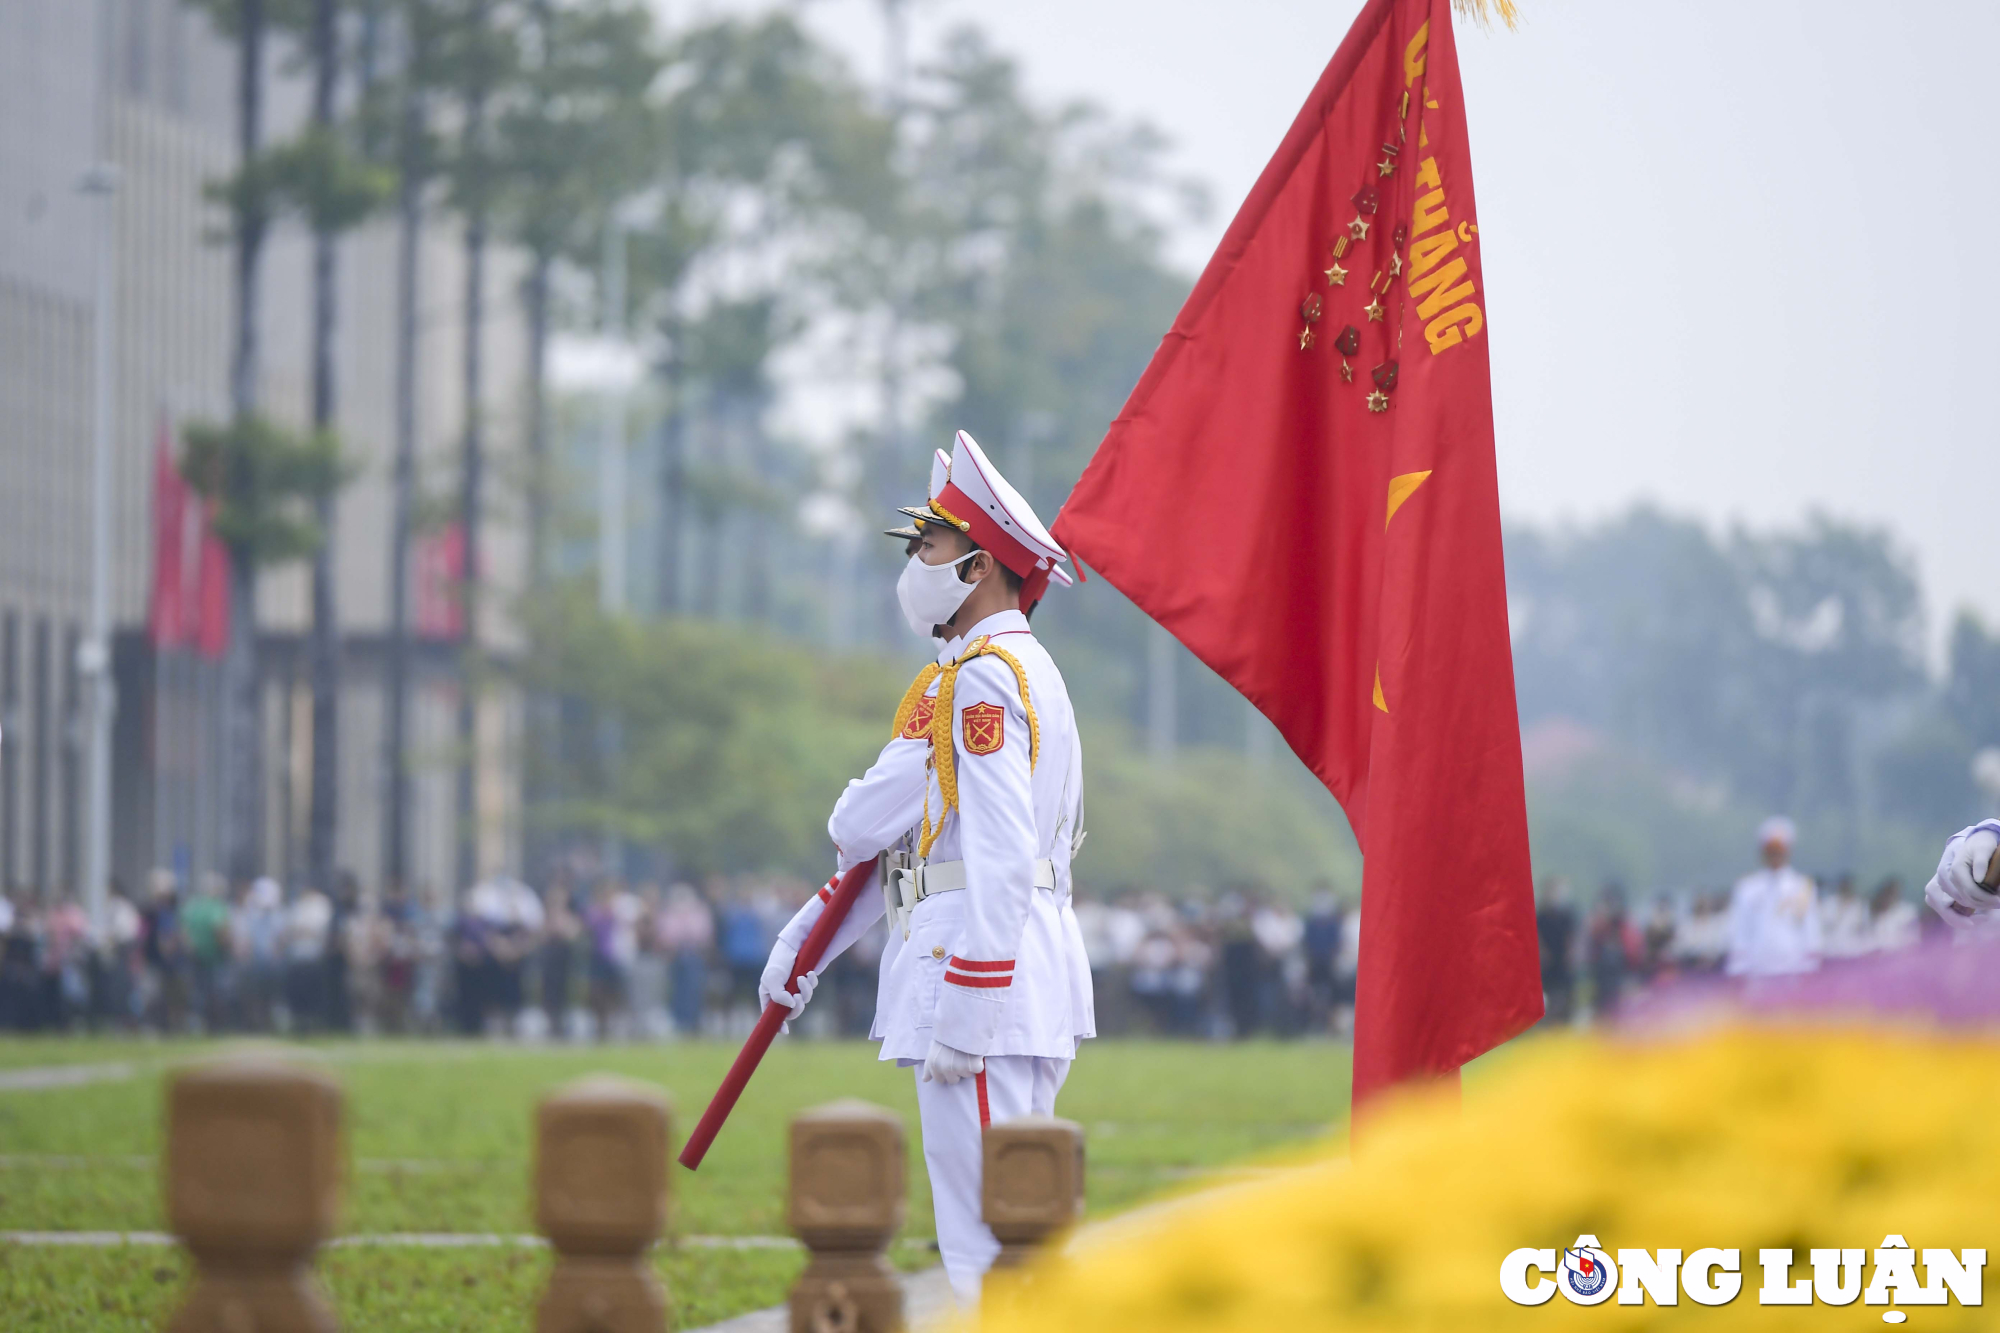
left=980, top=1029, right=2000, bottom=1331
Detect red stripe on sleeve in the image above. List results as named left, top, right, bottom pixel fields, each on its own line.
left=946, top=956, right=1015, bottom=972
left=945, top=971, right=1013, bottom=989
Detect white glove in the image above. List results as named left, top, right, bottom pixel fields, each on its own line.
left=922, top=1038, right=984, bottom=1086
left=758, top=944, right=818, bottom=1035
left=1934, top=826, right=2000, bottom=917
left=1924, top=875, right=1985, bottom=934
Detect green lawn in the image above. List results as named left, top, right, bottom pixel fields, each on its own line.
left=0, top=1037, right=1354, bottom=1331
left=0, top=1040, right=206, bottom=1072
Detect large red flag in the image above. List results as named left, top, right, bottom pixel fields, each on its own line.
left=1052, top=0, right=1540, bottom=1107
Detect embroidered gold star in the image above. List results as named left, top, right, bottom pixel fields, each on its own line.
left=1376, top=156, right=1396, bottom=178
left=1340, top=359, right=1354, bottom=383
left=1364, top=296, right=1385, bottom=322
left=1348, top=215, right=1371, bottom=241
left=1367, top=389, right=1390, bottom=412
left=1324, top=261, right=1347, bottom=286
left=1298, top=327, right=1314, bottom=350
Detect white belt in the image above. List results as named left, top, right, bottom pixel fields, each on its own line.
left=885, top=858, right=1057, bottom=939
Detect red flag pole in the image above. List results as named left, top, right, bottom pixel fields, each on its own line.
left=677, top=856, right=880, bottom=1170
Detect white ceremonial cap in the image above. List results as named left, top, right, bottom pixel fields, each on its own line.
left=926, top=430, right=1073, bottom=610
left=1757, top=815, right=1796, bottom=848
left=894, top=449, right=956, bottom=532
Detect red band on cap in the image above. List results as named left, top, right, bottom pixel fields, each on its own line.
left=937, top=481, right=1041, bottom=581
left=1018, top=565, right=1052, bottom=613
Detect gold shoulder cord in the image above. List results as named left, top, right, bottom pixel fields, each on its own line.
left=891, top=635, right=1042, bottom=858
left=888, top=663, right=944, bottom=738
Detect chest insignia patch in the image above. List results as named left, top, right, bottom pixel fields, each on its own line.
left=961, top=701, right=1006, bottom=756
left=900, top=694, right=937, bottom=741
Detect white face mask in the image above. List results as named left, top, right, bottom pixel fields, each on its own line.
left=896, top=550, right=978, bottom=636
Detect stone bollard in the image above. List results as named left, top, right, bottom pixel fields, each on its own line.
left=164, top=1056, right=343, bottom=1333
left=982, top=1115, right=1084, bottom=1270
left=788, top=1100, right=906, bottom=1333
left=533, top=1076, right=674, bottom=1333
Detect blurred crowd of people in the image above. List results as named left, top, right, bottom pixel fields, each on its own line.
left=0, top=867, right=794, bottom=1039
left=1074, top=892, right=1358, bottom=1039
left=0, top=833, right=1946, bottom=1038
left=1535, top=866, right=1929, bottom=1025
left=0, top=867, right=1366, bottom=1040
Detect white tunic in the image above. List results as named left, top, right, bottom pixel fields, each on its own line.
left=1724, top=866, right=1822, bottom=977
left=775, top=609, right=1095, bottom=1061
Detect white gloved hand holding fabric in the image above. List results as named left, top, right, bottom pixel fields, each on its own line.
left=757, top=943, right=818, bottom=1034
left=1941, top=826, right=1999, bottom=907
left=1924, top=875, right=1984, bottom=934
left=921, top=1038, right=985, bottom=1086
left=1926, top=823, right=2000, bottom=929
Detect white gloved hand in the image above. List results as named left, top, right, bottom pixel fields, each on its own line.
left=921, top=1038, right=985, bottom=1086
left=1924, top=874, right=1985, bottom=934
left=758, top=944, right=818, bottom=1035
left=1934, top=826, right=2000, bottom=917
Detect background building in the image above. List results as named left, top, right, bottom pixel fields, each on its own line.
left=0, top=0, right=526, bottom=902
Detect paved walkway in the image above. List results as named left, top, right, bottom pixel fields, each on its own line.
left=0, top=1152, right=553, bottom=1175
left=0, top=1061, right=140, bottom=1093
left=0, top=1041, right=568, bottom=1098
left=678, top=1178, right=1296, bottom=1333
left=693, top=1267, right=959, bottom=1333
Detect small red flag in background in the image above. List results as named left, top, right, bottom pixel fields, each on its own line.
left=148, top=417, right=231, bottom=661
left=1052, top=0, right=1540, bottom=1108
left=413, top=521, right=466, bottom=641
left=147, top=420, right=189, bottom=651
left=193, top=506, right=231, bottom=661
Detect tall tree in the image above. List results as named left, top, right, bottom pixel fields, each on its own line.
left=1946, top=613, right=2000, bottom=751
left=496, top=0, right=662, bottom=590
left=228, top=0, right=270, bottom=881
left=305, top=0, right=342, bottom=893
left=375, top=0, right=443, bottom=892
left=263, top=0, right=392, bottom=887
left=624, top=15, right=894, bottom=617
left=191, top=0, right=286, bottom=877
left=304, top=0, right=346, bottom=891
left=1506, top=507, right=1925, bottom=820
left=676, top=297, right=789, bottom=620
left=886, top=29, right=1195, bottom=707
left=434, top=0, right=521, bottom=887
left=179, top=415, right=347, bottom=870
left=626, top=198, right=714, bottom=615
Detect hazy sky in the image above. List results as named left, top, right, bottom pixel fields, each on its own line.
left=685, top=0, right=1999, bottom=655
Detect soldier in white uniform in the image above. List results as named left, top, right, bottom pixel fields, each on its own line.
left=1724, top=816, right=1822, bottom=978
left=756, top=431, right=1094, bottom=1303
left=1923, top=819, right=2000, bottom=933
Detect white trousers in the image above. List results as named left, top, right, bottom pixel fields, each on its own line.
left=914, top=1053, right=1071, bottom=1304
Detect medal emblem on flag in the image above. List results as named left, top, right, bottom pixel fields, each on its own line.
left=901, top=695, right=936, bottom=741
left=961, top=702, right=1006, bottom=755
